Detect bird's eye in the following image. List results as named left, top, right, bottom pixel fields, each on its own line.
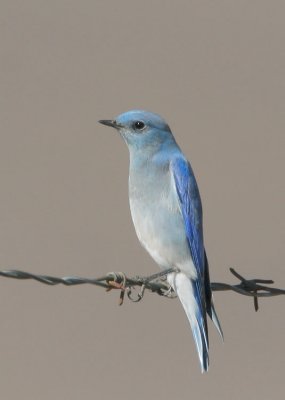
left=133, top=121, right=145, bottom=131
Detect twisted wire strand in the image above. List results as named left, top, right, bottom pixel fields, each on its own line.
left=0, top=267, right=284, bottom=310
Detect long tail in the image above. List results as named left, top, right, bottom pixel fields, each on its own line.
left=168, top=272, right=209, bottom=373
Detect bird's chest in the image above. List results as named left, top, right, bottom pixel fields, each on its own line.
left=128, top=167, right=186, bottom=267
left=129, top=167, right=177, bottom=227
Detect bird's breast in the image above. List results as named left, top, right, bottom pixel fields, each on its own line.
left=128, top=166, right=194, bottom=274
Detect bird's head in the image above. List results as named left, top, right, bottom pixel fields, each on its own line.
left=99, top=110, right=175, bottom=153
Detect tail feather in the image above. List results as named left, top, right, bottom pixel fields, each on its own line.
left=208, top=301, right=224, bottom=340
left=168, top=272, right=209, bottom=373
left=204, top=251, right=224, bottom=340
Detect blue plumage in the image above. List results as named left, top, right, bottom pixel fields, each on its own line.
left=171, top=158, right=204, bottom=273
left=99, top=110, right=223, bottom=372
left=171, top=157, right=209, bottom=371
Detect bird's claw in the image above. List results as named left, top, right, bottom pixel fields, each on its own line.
left=126, top=284, right=146, bottom=303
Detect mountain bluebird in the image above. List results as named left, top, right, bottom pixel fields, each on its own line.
left=99, top=110, right=223, bottom=372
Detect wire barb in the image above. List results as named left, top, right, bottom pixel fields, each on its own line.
left=0, top=268, right=284, bottom=311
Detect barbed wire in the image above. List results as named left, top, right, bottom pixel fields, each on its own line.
left=0, top=267, right=284, bottom=311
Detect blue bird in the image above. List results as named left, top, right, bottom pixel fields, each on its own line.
left=99, top=110, right=223, bottom=372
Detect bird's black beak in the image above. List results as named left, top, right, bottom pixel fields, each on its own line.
left=98, top=119, right=121, bottom=129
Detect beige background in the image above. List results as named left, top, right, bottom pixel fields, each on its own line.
left=0, top=1, right=284, bottom=399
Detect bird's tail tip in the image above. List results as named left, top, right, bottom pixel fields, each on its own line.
left=192, top=322, right=209, bottom=373
left=210, top=303, right=224, bottom=341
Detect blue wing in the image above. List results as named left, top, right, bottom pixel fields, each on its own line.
left=171, top=157, right=223, bottom=364
left=171, top=156, right=205, bottom=274
left=171, top=156, right=209, bottom=371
